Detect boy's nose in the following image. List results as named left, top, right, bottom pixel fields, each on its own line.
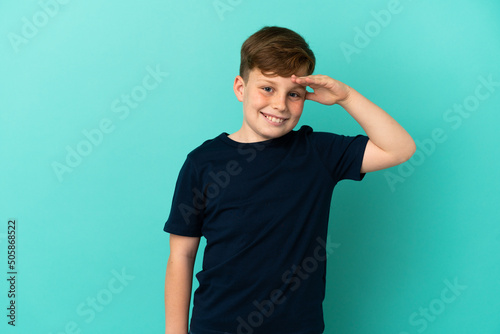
left=271, top=95, right=286, bottom=112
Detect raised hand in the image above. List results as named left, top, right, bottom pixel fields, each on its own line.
left=291, top=74, right=352, bottom=106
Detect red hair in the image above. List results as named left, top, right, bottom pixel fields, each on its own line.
left=239, top=26, right=315, bottom=82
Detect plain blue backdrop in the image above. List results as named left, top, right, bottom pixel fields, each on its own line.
left=1, top=0, right=499, bottom=333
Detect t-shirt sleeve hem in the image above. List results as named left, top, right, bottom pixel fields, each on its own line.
left=163, top=222, right=202, bottom=237
left=348, top=135, right=370, bottom=181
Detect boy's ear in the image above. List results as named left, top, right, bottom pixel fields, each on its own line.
left=233, top=75, right=245, bottom=102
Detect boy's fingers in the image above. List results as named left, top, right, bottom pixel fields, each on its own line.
left=305, top=91, right=320, bottom=102
left=291, top=75, right=310, bottom=86
left=294, top=79, right=320, bottom=89
left=294, top=76, right=330, bottom=89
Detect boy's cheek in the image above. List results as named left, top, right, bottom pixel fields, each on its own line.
left=293, top=101, right=305, bottom=114
left=290, top=110, right=304, bottom=123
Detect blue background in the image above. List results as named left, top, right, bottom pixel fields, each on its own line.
left=1, top=0, right=499, bottom=333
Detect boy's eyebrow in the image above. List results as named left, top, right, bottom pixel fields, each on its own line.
left=258, top=79, right=307, bottom=91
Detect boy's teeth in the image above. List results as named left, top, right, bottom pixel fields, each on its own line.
left=264, top=114, right=284, bottom=123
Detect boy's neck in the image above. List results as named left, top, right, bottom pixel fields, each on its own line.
left=227, top=131, right=248, bottom=143
left=227, top=129, right=291, bottom=144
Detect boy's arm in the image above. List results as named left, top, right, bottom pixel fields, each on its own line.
left=291, top=74, right=416, bottom=173
left=165, top=234, right=200, bottom=334
left=338, top=87, right=416, bottom=173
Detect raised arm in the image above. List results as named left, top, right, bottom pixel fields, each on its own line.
left=165, top=234, right=200, bottom=334
left=291, top=74, right=416, bottom=173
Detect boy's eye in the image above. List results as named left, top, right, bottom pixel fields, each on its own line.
left=263, top=87, right=273, bottom=93
left=289, top=92, right=300, bottom=98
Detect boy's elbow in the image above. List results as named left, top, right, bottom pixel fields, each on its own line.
left=398, top=139, right=417, bottom=164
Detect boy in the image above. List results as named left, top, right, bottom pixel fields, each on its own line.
left=164, top=26, right=415, bottom=334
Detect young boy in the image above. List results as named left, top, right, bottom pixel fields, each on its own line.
left=164, top=26, right=415, bottom=334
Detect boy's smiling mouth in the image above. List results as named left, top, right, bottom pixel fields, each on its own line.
left=260, top=112, right=288, bottom=125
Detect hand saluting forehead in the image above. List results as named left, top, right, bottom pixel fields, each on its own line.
left=290, top=74, right=352, bottom=106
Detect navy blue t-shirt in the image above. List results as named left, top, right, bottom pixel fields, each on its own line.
left=164, top=125, right=369, bottom=334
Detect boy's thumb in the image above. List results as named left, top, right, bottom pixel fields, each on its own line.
left=305, top=92, right=319, bottom=102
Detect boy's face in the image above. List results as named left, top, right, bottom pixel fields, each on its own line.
left=232, top=67, right=308, bottom=142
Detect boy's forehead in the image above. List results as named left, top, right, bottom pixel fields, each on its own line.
left=250, top=67, right=308, bottom=78
left=249, top=68, right=307, bottom=89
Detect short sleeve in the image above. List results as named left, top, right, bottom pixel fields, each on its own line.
left=163, top=156, right=204, bottom=237
left=310, top=131, right=369, bottom=182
